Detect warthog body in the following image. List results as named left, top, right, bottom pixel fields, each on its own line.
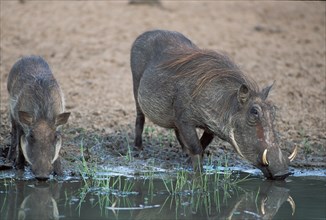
left=131, top=30, right=297, bottom=180
left=7, top=55, right=70, bottom=180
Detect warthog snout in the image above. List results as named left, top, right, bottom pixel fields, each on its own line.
left=259, top=146, right=298, bottom=180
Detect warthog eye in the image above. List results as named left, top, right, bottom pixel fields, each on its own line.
left=28, top=133, right=35, bottom=142
left=250, top=106, right=260, bottom=118
left=248, top=105, right=263, bottom=124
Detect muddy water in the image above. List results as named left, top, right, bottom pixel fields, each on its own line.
left=0, top=170, right=325, bottom=220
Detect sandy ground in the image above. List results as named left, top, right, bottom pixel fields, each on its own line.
left=0, top=1, right=325, bottom=171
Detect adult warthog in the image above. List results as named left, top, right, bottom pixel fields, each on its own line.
left=130, top=30, right=297, bottom=180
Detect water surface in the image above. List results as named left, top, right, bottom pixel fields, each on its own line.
left=0, top=169, right=325, bottom=220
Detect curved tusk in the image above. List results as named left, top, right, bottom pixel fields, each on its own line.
left=262, top=149, right=269, bottom=166
left=20, top=135, right=33, bottom=165
left=229, top=129, right=245, bottom=158
left=52, top=137, right=62, bottom=164
left=288, top=146, right=298, bottom=162
left=287, top=196, right=296, bottom=216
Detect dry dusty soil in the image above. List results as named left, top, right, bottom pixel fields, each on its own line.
left=0, top=1, right=325, bottom=175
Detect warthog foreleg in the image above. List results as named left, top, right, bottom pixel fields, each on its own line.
left=175, top=121, right=203, bottom=172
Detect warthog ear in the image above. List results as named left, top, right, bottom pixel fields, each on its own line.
left=237, top=84, right=249, bottom=104
left=55, top=112, right=71, bottom=126
left=261, top=83, right=274, bottom=100
left=18, top=111, right=33, bottom=126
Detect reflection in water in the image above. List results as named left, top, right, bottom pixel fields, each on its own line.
left=17, top=185, right=59, bottom=220
left=129, top=179, right=295, bottom=220
left=1, top=181, right=60, bottom=220
left=218, top=181, right=295, bottom=220
left=1, top=175, right=325, bottom=220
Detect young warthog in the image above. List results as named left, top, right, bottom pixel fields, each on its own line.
left=7, top=55, right=70, bottom=180
left=131, top=30, right=297, bottom=180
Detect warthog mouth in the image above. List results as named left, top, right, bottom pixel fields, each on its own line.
left=228, top=129, right=298, bottom=180
left=261, top=168, right=292, bottom=180
left=272, top=171, right=292, bottom=180
left=261, top=146, right=298, bottom=166
left=260, top=146, right=297, bottom=180
left=35, top=176, right=50, bottom=181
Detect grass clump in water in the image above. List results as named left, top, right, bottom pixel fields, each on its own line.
left=76, top=140, right=138, bottom=217
left=160, top=155, right=248, bottom=196
left=78, top=144, right=135, bottom=193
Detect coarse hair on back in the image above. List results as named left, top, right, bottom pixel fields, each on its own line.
left=159, top=46, right=259, bottom=97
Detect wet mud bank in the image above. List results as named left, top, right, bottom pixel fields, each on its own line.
left=1, top=125, right=325, bottom=180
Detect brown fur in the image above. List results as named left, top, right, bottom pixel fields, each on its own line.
left=159, top=47, right=259, bottom=97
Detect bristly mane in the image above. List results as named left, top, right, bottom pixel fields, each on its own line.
left=159, top=47, right=259, bottom=96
